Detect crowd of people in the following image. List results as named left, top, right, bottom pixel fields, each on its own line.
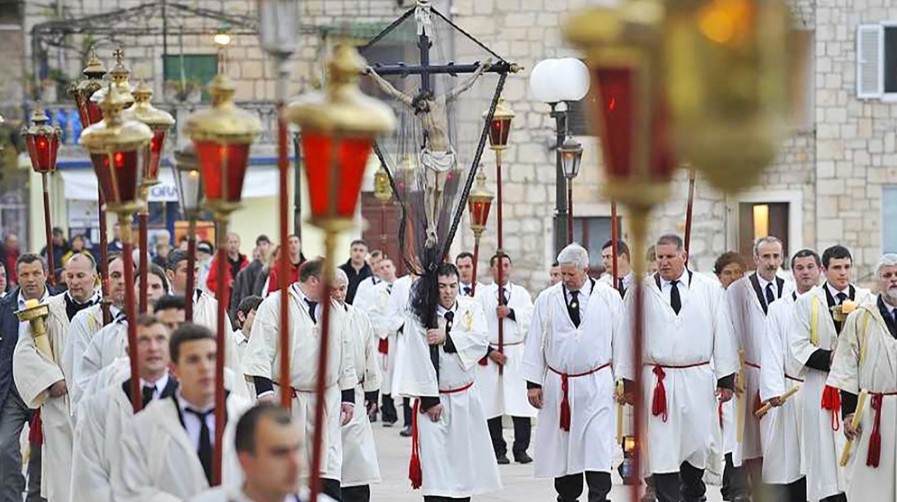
left=0, top=226, right=894, bottom=502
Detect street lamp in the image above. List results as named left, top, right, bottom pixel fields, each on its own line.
left=258, top=0, right=300, bottom=410
left=22, top=106, right=61, bottom=285
left=286, top=44, right=395, bottom=502
left=466, top=167, right=493, bottom=296
left=184, top=71, right=262, bottom=486
left=80, top=85, right=154, bottom=415
left=558, top=136, right=583, bottom=244
left=122, top=81, right=175, bottom=313
left=171, top=142, right=202, bottom=322
left=529, top=57, right=589, bottom=254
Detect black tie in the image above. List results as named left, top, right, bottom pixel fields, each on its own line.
left=499, top=286, right=508, bottom=305
left=141, top=385, right=155, bottom=408
left=670, top=280, right=682, bottom=314
left=444, top=311, right=454, bottom=334
left=464, top=286, right=472, bottom=297
left=443, top=311, right=456, bottom=353
left=305, top=299, right=317, bottom=323
left=185, top=408, right=214, bottom=485
left=387, top=284, right=393, bottom=294
left=765, top=283, right=776, bottom=306
left=568, top=290, right=581, bottom=327
left=837, top=292, right=848, bottom=304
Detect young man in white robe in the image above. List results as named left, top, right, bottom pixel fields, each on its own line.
left=725, top=236, right=791, bottom=501
left=167, top=249, right=236, bottom=335
left=241, top=258, right=357, bottom=501
left=350, top=250, right=385, bottom=313
left=827, top=253, right=897, bottom=502
left=522, top=244, right=628, bottom=502
left=789, top=245, right=871, bottom=502
left=598, top=239, right=634, bottom=296
left=385, top=271, right=417, bottom=435
left=628, top=234, right=738, bottom=502
left=189, top=403, right=336, bottom=502
left=455, top=252, right=484, bottom=297
left=332, top=270, right=381, bottom=502
left=12, top=254, right=99, bottom=502
left=759, top=249, right=820, bottom=501
left=356, top=258, right=398, bottom=425
left=392, top=262, right=502, bottom=500
left=71, top=314, right=178, bottom=502
left=476, top=253, right=536, bottom=465
left=115, top=323, right=249, bottom=501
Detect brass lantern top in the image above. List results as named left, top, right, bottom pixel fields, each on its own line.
left=286, top=44, right=396, bottom=137
left=373, top=164, right=393, bottom=204
left=80, top=86, right=153, bottom=155
left=91, top=48, right=135, bottom=108
left=22, top=107, right=62, bottom=143
left=483, top=97, right=516, bottom=122
left=70, top=51, right=107, bottom=97
left=123, top=81, right=175, bottom=130
left=183, top=74, right=262, bottom=144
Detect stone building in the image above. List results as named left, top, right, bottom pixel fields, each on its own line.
left=9, top=0, right=897, bottom=289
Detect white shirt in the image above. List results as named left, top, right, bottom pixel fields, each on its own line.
left=659, top=270, right=691, bottom=305
left=826, top=282, right=851, bottom=302
left=176, top=392, right=217, bottom=452
left=291, top=284, right=321, bottom=322
left=141, top=374, right=170, bottom=401
left=17, top=288, right=50, bottom=309
left=563, top=277, right=595, bottom=313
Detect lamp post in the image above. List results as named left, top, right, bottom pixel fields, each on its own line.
left=484, top=98, right=514, bottom=375
left=466, top=167, right=494, bottom=295
left=185, top=72, right=262, bottom=486
left=258, top=0, right=300, bottom=410
left=529, top=58, right=590, bottom=255
left=373, top=164, right=393, bottom=249
left=171, top=142, right=202, bottom=322
left=80, top=85, right=154, bottom=414
left=123, top=82, right=175, bottom=313
left=287, top=44, right=395, bottom=502
left=558, top=136, right=583, bottom=244
left=22, top=107, right=61, bottom=286
left=69, top=51, right=112, bottom=324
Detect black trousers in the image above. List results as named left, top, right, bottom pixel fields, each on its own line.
left=765, top=476, right=807, bottom=502
left=486, top=416, right=532, bottom=456
left=403, top=397, right=413, bottom=427
left=554, top=471, right=611, bottom=502
left=423, top=497, right=470, bottom=502
left=381, top=394, right=397, bottom=423
left=342, top=485, right=370, bottom=502
left=653, top=462, right=705, bottom=502
left=725, top=453, right=749, bottom=499
left=322, top=478, right=342, bottom=501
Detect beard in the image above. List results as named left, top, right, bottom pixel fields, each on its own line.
left=884, top=286, right=897, bottom=304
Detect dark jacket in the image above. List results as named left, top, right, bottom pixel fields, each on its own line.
left=339, top=261, right=372, bottom=305
left=229, top=259, right=264, bottom=317
left=0, top=288, right=21, bottom=409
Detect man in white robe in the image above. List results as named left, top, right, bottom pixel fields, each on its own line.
left=476, top=253, right=536, bottom=465
left=629, top=234, right=738, bottom=502
left=115, top=323, right=250, bottom=501
left=522, top=244, right=627, bottom=502
left=725, top=236, right=791, bottom=501
left=332, top=269, right=381, bottom=502
left=351, top=250, right=385, bottom=313
left=241, top=258, right=357, bottom=501
left=12, top=254, right=99, bottom=502
left=71, top=314, right=178, bottom=502
left=598, top=239, right=634, bottom=296
left=392, top=262, right=501, bottom=500
left=455, top=252, right=484, bottom=297
left=759, top=250, right=820, bottom=501
left=789, top=245, right=871, bottom=502
left=827, top=253, right=897, bottom=502
left=386, top=272, right=417, bottom=436
left=356, top=258, right=398, bottom=425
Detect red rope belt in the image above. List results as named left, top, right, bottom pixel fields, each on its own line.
left=408, top=381, right=476, bottom=489
left=866, top=391, right=897, bottom=468
left=549, top=362, right=611, bottom=431
left=822, top=385, right=842, bottom=431
left=649, top=361, right=710, bottom=423
left=378, top=338, right=388, bottom=354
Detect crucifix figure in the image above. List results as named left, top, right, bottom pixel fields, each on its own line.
left=366, top=58, right=492, bottom=246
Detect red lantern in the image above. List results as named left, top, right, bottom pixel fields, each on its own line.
left=22, top=107, right=61, bottom=174
left=70, top=52, right=107, bottom=127
left=485, top=99, right=515, bottom=151
left=122, top=82, right=175, bottom=186
left=184, top=74, right=261, bottom=214
left=467, top=168, right=494, bottom=238
left=287, top=45, right=396, bottom=228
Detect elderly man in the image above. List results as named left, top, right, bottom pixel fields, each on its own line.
left=522, top=243, right=627, bottom=502
left=789, top=245, right=871, bottom=502
left=13, top=253, right=99, bottom=502
left=826, top=253, right=897, bottom=501
left=629, top=234, right=737, bottom=502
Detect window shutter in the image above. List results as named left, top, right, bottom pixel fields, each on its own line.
left=857, top=24, right=884, bottom=99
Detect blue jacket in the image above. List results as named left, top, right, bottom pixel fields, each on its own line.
left=0, top=288, right=21, bottom=409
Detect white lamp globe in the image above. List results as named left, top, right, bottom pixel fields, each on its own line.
left=529, top=58, right=561, bottom=103
left=553, top=58, right=590, bottom=102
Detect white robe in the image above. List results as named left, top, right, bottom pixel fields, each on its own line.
left=114, top=394, right=249, bottom=502
left=790, top=284, right=871, bottom=500
left=362, top=281, right=395, bottom=393
left=340, top=304, right=381, bottom=487
left=632, top=273, right=739, bottom=475
left=476, top=282, right=537, bottom=419
left=62, top=303, right=113, bottom=412
left=12, top=293, right=74, bottom=502
left=392, top=298, right=502, bottom=497
left=726, top=274, right=792, bottom=463
left=386, top=275, right=414, bottom=396
left=521, top=281, right=625, bottom=478
left=827, top=297, right=897, bottom=502
left=241, top=289, right=357, bottom=481
left=759, top=293, right=804, bottom=484
left=189, top=485, right=336, bottom=502
left=351, top=276, right=381, bottom=312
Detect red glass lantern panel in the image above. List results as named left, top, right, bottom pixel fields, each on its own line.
left=467, top=198, right=492, bottom=228
left=488, top=117, right=512, bottom=148
left=143, top=129, right=167, bottom=182
left=74, top=93, right=104, bottom=127
left=24, top=133, right=59, bottom=174
left=194, top=141, right=251, bottom=204
left=90, top=150, right=142, bottom=205
left=302, top=133, right=372, bottom=219
left=593, top=66, right=675, bottom=182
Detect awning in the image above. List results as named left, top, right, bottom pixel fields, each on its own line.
left=58, top=166, right=279, bottom=201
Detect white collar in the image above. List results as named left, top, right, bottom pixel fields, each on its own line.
left=17, top=288, right=50, bottom=309
left=756, top=273, right=776, bottom=290
left=141, top=373, right=170, bottom=392
left=234, top=329, right=249, bottom=344
left=826, top=282, right=850, bottom=298
left=175, top=390, right=214, bottom=414
left=661, top=270, right=690, bottom=289
left=437, top=302, right=458, bottom=317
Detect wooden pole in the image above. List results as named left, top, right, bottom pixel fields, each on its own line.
left=684, top=169, right=696, bottom=263
left=138, top=197, right=149, bottom=314
left=41, top=174, right=55, bottom=286
left=212, top=216, right=228, bottom=486
left=611, top=201, right=619, bottom=292
left=98, top=188, right=111, bottom=325
left=628, top=209, right=648, bottom=502
left=277, top=99, right=292, bottom=410
left=120, top=217, right=141, bottom=413
left=495, top=150, right=504, bottom=376
left=185, top=218, right=196, bottom=322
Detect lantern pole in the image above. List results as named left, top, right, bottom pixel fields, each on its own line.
left=172, top=143, right=201, bottom=323
left=466, top=167, right=493, bottom=296
left=611, top=201, right=619, bottom=292
left=22, top=107, right=61, bottom=286
left=684, top=168, right=696, bottom=264
left=42, top=173, right=55, bottom=285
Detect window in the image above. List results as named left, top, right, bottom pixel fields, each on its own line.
left=737, top=202, right=790, bottom=264
left=566, top=98, right=594, bottom=136
left=884, top=186, right=897, bottom=253
left=162, top=55, right=219, bottom=103
left=0, top=0, right=23, bottom=25
left=572, top=216, right=622, bottom=268
left=855, top=23, right=897, bottom=99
